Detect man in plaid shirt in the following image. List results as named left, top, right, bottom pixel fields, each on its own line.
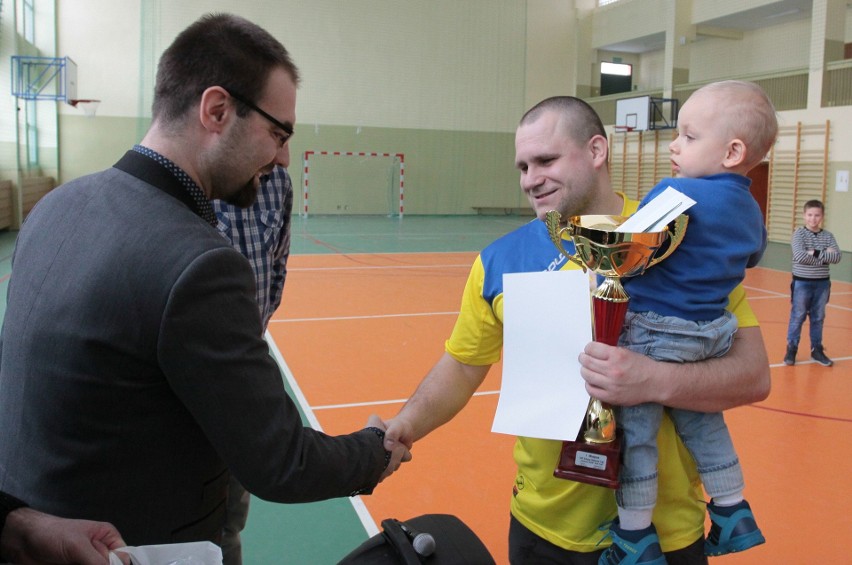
left=213, top=165, right=294, bottom=563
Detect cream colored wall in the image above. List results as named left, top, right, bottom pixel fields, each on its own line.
left=588, top=3, right=852, bottom=91
left=691, top=0, right=793, bottom=23
left=54, top=0, right=544, bottom=215
left=524, top=0, right=575, bottom=107
left=591, top=0, right=666, bottom=50
left=59, top=0, right=528, bottom=133
left=637, top=50, right=666, bottom=91
left=777, top=106, right=852, bottom=252
left=603, top=22, right=812, bottom=92
left=0, top=6, right=18, bottom=180
left=848, top=7, right=852, bottom=38
left=688, top=20, right=811, bottom=82
left=57, top=0, right=142, bottom=118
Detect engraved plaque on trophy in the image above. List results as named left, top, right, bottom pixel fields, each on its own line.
left=544, top=211, right=687, bottom=489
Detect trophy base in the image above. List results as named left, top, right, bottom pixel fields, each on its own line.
left=553, top=429, right=622, bottom=489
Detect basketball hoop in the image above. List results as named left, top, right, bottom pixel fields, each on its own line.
left=69, top=99, right=101, bottom=118
left=614, top=125, right=635, bottom=133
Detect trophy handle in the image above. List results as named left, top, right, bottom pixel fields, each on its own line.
left=647, top=213, right=689, bottom=268
left=544, top=210, right=587, bottom=271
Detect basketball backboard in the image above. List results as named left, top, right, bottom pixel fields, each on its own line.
left=11, top=56, right=77, bottom=102
left=615, top=96, right=679, bottom=131
left=615, top=96, right=650, bottom=131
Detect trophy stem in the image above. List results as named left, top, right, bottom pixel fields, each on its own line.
left=592, top=277, right=629, bottom=347
left=583, top=397, right=616, bottom=444
left=582, top=278, right=629, bottom=444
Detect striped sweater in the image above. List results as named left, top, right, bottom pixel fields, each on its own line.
left=791, top=226, right=841, bottom=279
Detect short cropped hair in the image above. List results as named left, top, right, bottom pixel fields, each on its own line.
left=804, top=199, right=824, bottom=212
left=152, top=13, right=300, bottom=126
left=520, top=96, right=607, bottom=146
left=692, top=81, right=778, bottom=169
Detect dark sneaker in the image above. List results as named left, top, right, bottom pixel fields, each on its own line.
left=811, top=346, right=833, bottom=367
left=705, top=499, right=765, bottom=556
left=783, top=345, right=797, bottom=366
left=598, top=519, right=666, bottom=565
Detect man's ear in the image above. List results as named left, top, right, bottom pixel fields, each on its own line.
left=198, top=86, right=232, bottom=133
left=723, top=138, right=747, bottom=168
left=589, top=134, right=609, bottom=168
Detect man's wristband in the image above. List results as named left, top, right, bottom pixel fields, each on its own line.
left=0, top=491, right=28, bottom=535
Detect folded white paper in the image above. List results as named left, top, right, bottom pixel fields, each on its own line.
left=492, top=270, right=593, bottom=441
left=615, top=186, right=695, bottom=233
left=110, top=541, right=222, bottom=565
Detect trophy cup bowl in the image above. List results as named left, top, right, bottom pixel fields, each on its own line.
left=544, top=211, right=687, bottom=488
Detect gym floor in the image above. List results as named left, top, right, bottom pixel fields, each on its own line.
left=1, top=215, right=849, bottom=563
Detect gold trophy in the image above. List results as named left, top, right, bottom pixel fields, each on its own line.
left=544, top=211, right=687, bottom=488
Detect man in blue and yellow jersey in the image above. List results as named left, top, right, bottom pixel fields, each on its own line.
left=383, top=96, right=770, bottom=565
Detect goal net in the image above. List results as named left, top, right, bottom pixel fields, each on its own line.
left=301, top=151, right=405, bottom=217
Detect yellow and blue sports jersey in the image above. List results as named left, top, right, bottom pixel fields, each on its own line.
left=445, top=195, right=759, bottom=553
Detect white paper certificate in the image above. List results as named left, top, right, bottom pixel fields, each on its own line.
left=491, top=270, right=593, bottom=441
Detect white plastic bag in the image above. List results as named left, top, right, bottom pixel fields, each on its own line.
left=109, top=541, right=222, bottom=565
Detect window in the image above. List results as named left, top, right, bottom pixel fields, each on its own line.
left=26, top=100, right=39, bottom=168
left=600, top=62, right=632, bottom=96
left=23, top=0, right=35, bottom=42
left=21, top=0, right=39, bottom=169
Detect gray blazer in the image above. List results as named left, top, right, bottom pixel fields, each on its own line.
left=0, top=151, right=387, bottom=543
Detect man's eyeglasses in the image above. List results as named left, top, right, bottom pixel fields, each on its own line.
left=225, top=89, right=294, bottom=147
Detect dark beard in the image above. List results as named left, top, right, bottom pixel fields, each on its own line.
left=224, top=180, right=259, bottom=208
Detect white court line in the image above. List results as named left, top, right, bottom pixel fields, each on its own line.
left=743, top=295, right=852, bottom=312
left=295, top=232, right=514, bottom=239
left=742, top=286, right=852, bottom=312
left=264, top=330, right=380, bottom=537
left=742, top=285, right=788, bottom=298
left=769, top=356, right=851, bottom=368
left=270, top=311, right=458, bottom=323
left=289, top=263, right=471, bottom=272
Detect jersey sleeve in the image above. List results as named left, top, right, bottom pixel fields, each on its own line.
left=725, top=283, right=757, bottom=328
left=445, top=255, right=504, bottom=366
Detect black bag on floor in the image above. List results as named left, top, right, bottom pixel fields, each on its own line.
left=338, top=514, right=495, bottom=564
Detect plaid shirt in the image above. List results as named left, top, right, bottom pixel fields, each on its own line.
left=213, top=167, right=293, bottom=329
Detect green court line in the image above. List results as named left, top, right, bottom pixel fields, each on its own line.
left=289, top=215, right=531, bottom=255
left=240, top=334, right=377, bottom=564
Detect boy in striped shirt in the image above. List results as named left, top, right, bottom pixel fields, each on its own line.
left=784, top=199, right=842, bottom=366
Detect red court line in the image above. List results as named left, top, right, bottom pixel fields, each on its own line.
left=748, top=403, right=852, bottom=422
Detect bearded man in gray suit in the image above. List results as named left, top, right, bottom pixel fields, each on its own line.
left=0, top=13, right=409, bottom=546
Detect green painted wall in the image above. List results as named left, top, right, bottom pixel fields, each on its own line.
left=59, top=115, right=526, bottom=216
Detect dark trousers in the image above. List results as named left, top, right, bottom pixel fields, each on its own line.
left=508, top=515, right=707, bottom=565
